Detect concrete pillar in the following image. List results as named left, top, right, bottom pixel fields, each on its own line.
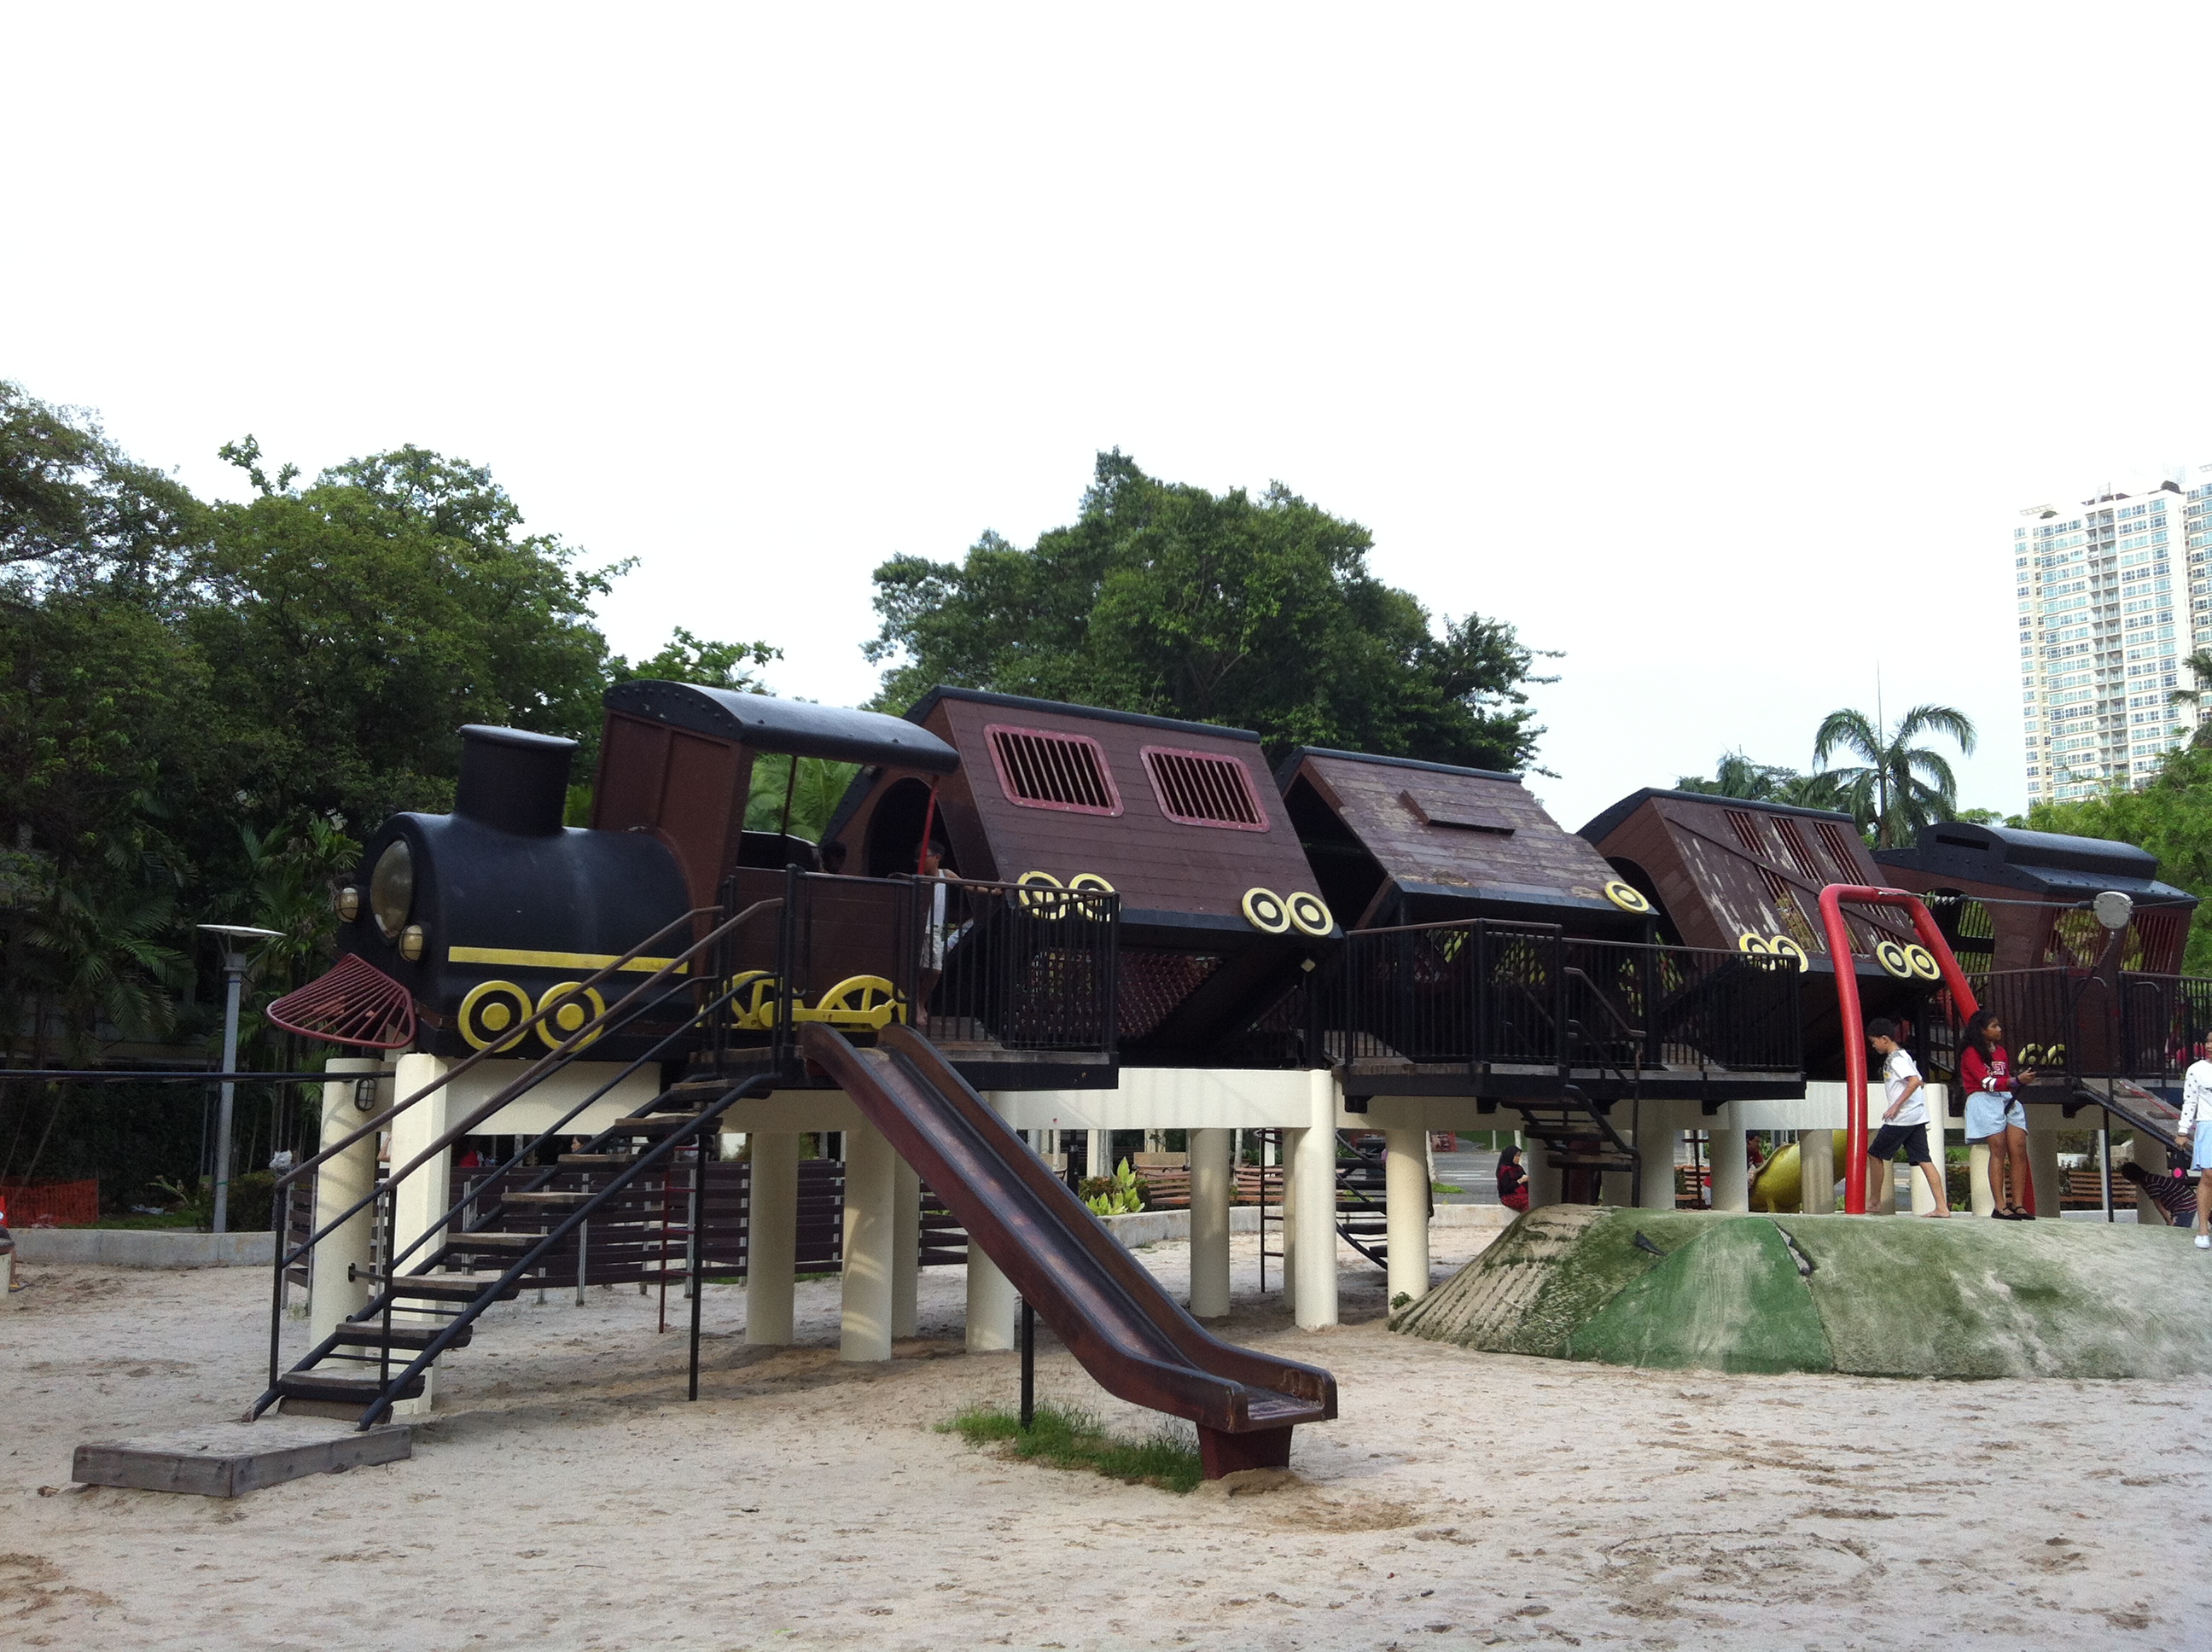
left=1968, top=1142, right=1998, bottom=1216
left=1910, top=1090, right=1947, bottom=1216
left=1638, top=1123, right=1681, bottom=1212
left=309, top=1057, right=385, bottom=1347
left=2026, top=1119, right=2064, bottom=1221
left=385, top=1051, right=453, bottom=1413
left=744, top=1132, right=798, bottom=1346
left=1383, top=1127, right=1430, bottom=1309
left=1278, top=1126, right=1303, bottom=1314
left=839, top=1120, right=894, bottom=1362
left=1087, top=1129, right=1109, bottom=1184
left=965, top=1095, right=1018, bottom=1352
left=1710, top=1118, right=1749, bottom=1213
left=892, top=1155, right=921, bottom=1339
left=1525, top=1143, right=1563, bottom=1210
left=1188, top=1127, right=1232, bottom=1319
left=1799, top=1126, right=1836, bottom=1217
left=1291, top=1072, right=1339, bottom=1330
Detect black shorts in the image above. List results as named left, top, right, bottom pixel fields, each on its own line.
left=1867, top=1122, right=1932, bottom=1165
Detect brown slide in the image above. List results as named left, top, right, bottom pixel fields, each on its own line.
left=800, top=1024, right=1336, bottom=1477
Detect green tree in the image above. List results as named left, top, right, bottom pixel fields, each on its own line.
left=1812, top=704, right=1978, bottom=848
left=1676, top=750, right=1849, bottom=812
left=0, top=380, right=210, bottom=586
left=865, top=451, right=1548, bottom=769
left=2029, top=746, right=2212, bottom=973
left=615, top=627, right=780, bottom=693
left=2170, top=649, right=2212, bottom=749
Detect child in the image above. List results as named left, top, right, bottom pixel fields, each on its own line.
left=1961, top=1009, right=2036, bottom=1219
left=2180, top=1044, right=2212, bottom=1251
left=1866, top=1019, right=1949, bottom=1217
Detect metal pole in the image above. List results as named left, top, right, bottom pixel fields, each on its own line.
left=212, top=951, right=245, bottom=1235
left=688, top=1138, right=707, bottom=1400
left=1019, top=1295, right=1035, bottom=1430
left=2099, top=1114, right=2114, bottom=1223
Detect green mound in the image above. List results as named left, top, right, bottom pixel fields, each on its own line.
left=1393, top=1207, right=2212, bottom=1379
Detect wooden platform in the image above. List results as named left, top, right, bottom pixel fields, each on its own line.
left=72, top=1420, right=410, bottom=1498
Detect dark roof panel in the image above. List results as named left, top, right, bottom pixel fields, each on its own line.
left=604, top=681, right=959, bottom=771
left=903, top=686, right=1265, bottom=745
left=1579, top=787, right=1857, bottom=846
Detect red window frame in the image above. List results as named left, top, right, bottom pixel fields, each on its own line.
left=1140, top=746, right=1270, bottom=832
left=983, top=724, right=1123, bottom=816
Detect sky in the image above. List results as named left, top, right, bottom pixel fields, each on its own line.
left=8, top=5, right=2212, bottom=832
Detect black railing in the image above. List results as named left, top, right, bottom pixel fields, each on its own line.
left=1959, top=968, right=2212, bottom=1085
left=1319, top=921, right=1800, bottom=1076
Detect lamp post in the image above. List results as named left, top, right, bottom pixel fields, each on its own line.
left=198, top=924, right=282, bottom=1236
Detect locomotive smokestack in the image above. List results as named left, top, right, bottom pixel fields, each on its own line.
left=454, top=725, right=576, bottom=836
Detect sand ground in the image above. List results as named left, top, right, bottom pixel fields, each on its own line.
left=6, top=1228, right=2211, bottom=1652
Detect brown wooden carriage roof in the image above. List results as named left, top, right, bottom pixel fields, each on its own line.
left=1577, top=787, right=1916, bottom=965
left=1274, top=747, right=1632, bottom=931
left=823, top=689, right=1324, bottom=927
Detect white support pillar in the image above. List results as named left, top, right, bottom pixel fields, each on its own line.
left=1291, top=1071, right=1339, bottom=1330
left=1188, top=1127, right=1231, bottom=1319
left=1087, top=1129, right=1109, bottom=1184
left=1638, top=1123, right=1681, bottom=1213
left=744, top=1132, right=799, bottom=1346
left=309, top=1057, right=385, bottom=1347
left=839, top=1120, right=894, bottom=1362
left=965, top=1095, right=1018, bottom=1352
left=1383, top=1127, right=1430, bottom=1309
left=1799, top=1126, right=1836, bottom=1217
left=1525, top=1141, right=1562, bottom=1210
left=2027, top=1119, right=2064, bottom=1221
left=892, top=1154, right=921, bottom=1340
left=1710, top=1114, right=1749, bottom=1213
left=385, top=1052, right=452, bottom=1414
left=1968, top=1142, right=1998, bottom=1216
left=1278, top=1126, right=1303, bottom=1315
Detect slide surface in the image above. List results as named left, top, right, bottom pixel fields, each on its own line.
left=800, top=1024, right=1336, bottom=1476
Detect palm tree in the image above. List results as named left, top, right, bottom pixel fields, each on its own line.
left=1813, top=704, right=1977, bottom=849
left=2171, top=649, right=2212, bottom=749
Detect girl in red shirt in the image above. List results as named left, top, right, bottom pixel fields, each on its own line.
left=1962, top=1009, right=2038, bottom=1218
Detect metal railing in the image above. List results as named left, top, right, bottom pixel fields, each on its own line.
left=1955, top=967, right=2212, bottom=1085
left=1317, top=921, right=1801, bottom=1076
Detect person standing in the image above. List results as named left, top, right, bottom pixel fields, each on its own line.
left=2180, top=1045, right=2212, bottom=1250
left=1866, top=1019, right=1949, bottom=1217
left=1961, top=1009, right=2037, bottom=1219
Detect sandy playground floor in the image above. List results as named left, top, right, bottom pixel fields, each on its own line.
left=6, top=1227, right=2211, bottom=1651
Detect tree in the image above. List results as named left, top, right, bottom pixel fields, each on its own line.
left=614, top=628, right=780, bottom=694
left=0, top=379, right=209, bottom=587
left=865, top=451, right=1548, bottom=770
left=1812, top=704, right=1978, bottom=849
left=2171, top=649, right=2212, bottom=749
left=1675, top=750, right=1848, bottom=811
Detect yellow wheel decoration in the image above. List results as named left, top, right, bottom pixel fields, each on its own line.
left=1904, top=944, right=1942, bottom=981
left=1767, top=935, right=1809, bottom=970
left=1286, top=891, right=1334, bottom=937
left=726, top=970, right=786, bottom=1030
left=1067, top=871, right=1115, bottom=920
left=1874, top=939, right=1913, bottom=979
left=1016, top=870, right=1068, bottom=919
left=536, top=981, right=606, bottom=1050
left=1737, top=933, right=1773, bottom=955
left=2017, top=1043, right=2044, bottom=1067
left=1242, top=887, right=1290, bottom=934
left=798, top=974, right=906, bottom=1031
left=1604, top=880, right=1652, bottom=915
left=2044, top=1042, right=2066, bottom=1067
left=457, top=980, right=533, bottom=1052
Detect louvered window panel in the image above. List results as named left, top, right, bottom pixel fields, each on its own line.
left=1141, top=747, right=1270, bottom=831
left=1773, top=820, right=1825, bottom=883
left=1813, top=821, right=1862, bottom=877
left=984, top=724, right=1121, bottom=815
left=1723, top=809, right=1767, bottom=858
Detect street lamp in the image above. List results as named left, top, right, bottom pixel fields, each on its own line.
left=198, top=923, right=283, bottom=1236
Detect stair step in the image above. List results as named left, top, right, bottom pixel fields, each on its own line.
left=450, top=1231, right=542, bottom=1248
left=609, top=1115, right=693, bottom=1136
left=1546, top=1155, right=1638, bottom=1171
left=276, top=1372, right=425, bottom=1405
left=559, top=1154, right=638, bottom=1166
left=329, top=1323, right=475, bottom=1352
left=385, top=1277, right=522, bottom=1303
left=498, top=1190, right=595, bottom=1206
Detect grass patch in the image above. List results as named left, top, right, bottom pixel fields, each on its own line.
left=939, top=1402, right=1203, bottom=1494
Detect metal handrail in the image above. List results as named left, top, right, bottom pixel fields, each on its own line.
left=273, top=905, right=716, bottom=1195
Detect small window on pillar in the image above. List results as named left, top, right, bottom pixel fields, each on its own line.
left=984, top=725, right=1122, bottom=815
left=1141, top=747, right=1270, bottom=831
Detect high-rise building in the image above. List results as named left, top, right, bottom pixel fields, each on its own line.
left=2017, top=467, right=2212, bottom=806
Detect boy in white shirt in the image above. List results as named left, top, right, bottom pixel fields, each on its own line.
left=1866, top=1019, right=1949, bottom=1217
left=2180, top=1046, right=2212, bottom=1250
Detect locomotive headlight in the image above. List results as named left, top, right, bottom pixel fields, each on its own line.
left=369, top=840, right=413, bottom=940
left=399, top=923, right=427, bottom=963
left=335, top=886, right=361, bottom=922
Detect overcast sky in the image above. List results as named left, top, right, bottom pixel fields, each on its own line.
left=9, top=5, right=2211, bottom=831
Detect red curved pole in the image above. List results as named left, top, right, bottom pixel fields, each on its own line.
left=1815, top=885, right=1980, bottom=1214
